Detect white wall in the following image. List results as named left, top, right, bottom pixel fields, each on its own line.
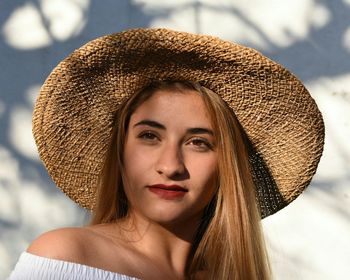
left=1, top=0, right=349, bottom=279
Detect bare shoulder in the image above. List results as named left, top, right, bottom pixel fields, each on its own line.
left=27, top=227, right=95, bottom=261
left=27, top=224, right=136, bottom=274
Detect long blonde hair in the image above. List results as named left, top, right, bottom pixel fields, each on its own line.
left=91, top=81, right=271, bottom=280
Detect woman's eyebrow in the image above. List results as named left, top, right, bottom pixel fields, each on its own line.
left=133, top=119, right=213, bottom=135
left=187, top=127, right=214, bottom=136
left=133, top=119, right=165, bottom=129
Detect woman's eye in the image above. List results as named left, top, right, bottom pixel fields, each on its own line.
left=188, top=138, right=213, bottom=150
left=138, top=132, right=159, bottom=141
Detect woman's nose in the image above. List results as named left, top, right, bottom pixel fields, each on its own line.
left=155, top=142, right=186, bottom=178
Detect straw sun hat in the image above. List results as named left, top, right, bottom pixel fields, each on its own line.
left=33, top=28, right=324, bottom=218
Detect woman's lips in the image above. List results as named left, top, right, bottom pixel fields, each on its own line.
left=147, top=184, right=188, bottom=199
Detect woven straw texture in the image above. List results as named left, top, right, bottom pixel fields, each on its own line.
left=32, top=28, right=324, bottom=218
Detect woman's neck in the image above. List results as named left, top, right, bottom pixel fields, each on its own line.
left=115, top=211, right=201, bottom=277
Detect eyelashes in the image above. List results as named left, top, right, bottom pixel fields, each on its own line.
left=137, top=131, right=214, bottom=151
left=138, top=131, right=159, bottom=141
left=188, top=138, right=214, bottom=151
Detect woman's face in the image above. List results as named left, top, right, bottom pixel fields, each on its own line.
left=123, top=89, right=218, bottom=226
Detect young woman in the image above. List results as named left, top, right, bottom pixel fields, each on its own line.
left=8, top=28, right=324, bottom=280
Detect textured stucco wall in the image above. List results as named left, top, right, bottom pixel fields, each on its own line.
left=1, top=0, right=349, bottom=279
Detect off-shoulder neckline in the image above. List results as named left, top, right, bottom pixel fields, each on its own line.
left=22, top=251, right=140, bottom=279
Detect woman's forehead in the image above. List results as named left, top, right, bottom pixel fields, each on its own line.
left=129, top=89, right=213, bottom=128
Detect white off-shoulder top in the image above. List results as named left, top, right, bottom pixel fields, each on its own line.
left=7, top=252, right=140, bottom=280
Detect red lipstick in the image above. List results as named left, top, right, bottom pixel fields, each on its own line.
left=147, top=184, right=188, bottom=200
